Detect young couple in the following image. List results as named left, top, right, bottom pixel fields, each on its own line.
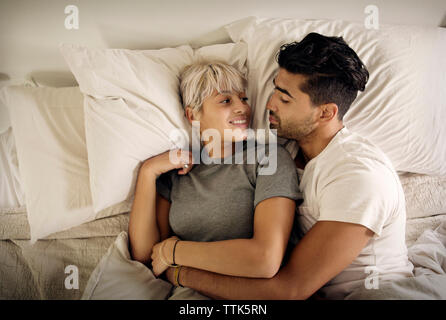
left=128, top=32, right=414, bottom=300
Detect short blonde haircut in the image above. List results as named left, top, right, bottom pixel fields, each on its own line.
left=179, top=61, right=247, bottom=112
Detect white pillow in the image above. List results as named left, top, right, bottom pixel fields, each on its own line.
left=60, top=43, right=248, bottom=213
left=225, top=17, right=446, bottom=176
left=0, top=86, right=131, bottom=242
left=82, top=231, right=209, bottom=300
left=82, top=231, right=172, bottom=300
left=0, top=127, right=26, bottom=212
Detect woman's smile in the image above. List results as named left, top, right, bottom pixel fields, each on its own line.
left=229, top=116, right=249, bottom=129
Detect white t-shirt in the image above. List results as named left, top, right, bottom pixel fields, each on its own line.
left=296, top=127, right=414, bottom=299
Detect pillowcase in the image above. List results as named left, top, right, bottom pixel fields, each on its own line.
left=81, top=231, right=172, bottom=300
left=225, top=17, right=446, bottom=176
left=82, top=231, right=209, bottom=300
left=0, top=127, right=26, bottom=213
left=0, top=86, right=131, bottom=242
left=60, top=42, right=248, bottom=213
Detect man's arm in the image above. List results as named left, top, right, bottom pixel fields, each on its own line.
left=161, top=197, right=295, bottom=278
left=167, top=220, right=374, bottom=299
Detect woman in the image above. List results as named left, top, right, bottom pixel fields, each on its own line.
left=128, top=61, right=300, bottom=295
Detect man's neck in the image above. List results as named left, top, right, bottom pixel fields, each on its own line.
left=296, top=122, right=344, bottom=169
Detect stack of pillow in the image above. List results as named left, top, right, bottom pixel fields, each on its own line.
left=0, top=41, right=247, bottom=243
left=1, top=17, right=445, bottom=243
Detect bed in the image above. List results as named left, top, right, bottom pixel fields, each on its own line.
left=1, top=5, right=446, bottom=300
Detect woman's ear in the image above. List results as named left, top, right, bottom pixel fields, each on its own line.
left=185, top=106, right=199, bottom=125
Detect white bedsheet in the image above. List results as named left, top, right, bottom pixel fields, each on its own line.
left=0, top=127, right=25, bottom=211
left=346, top=220, right=446, bottom=299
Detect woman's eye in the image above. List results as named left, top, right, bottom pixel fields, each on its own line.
left=221, top=99, right=230, bottom=104
left=241, top=97, right=249, bottom=102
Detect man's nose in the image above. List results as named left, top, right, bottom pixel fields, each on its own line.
left=266, top=94, right=277, bottom=112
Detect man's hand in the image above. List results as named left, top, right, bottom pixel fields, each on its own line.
left=165, top=266, right=177, bottom=284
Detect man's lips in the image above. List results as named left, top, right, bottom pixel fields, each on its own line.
left=269, top=115, right=278, bottom=124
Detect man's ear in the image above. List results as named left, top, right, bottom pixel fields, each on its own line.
left=319, top=103, right=339, bottom=123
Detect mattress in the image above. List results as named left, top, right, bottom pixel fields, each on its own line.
left=1, top=132, right=445, bottom=299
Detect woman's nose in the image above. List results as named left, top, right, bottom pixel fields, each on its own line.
left=234, top=97, right=250, bottom=114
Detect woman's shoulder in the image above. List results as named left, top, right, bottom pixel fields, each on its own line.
left=244, top=141, right=296, bottom=178
left=251, top=141, right=294, bottom=163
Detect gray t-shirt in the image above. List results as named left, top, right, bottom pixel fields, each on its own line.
left=156, top=142, right=301, bottom=242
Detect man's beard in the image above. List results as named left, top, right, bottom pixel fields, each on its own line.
left=270, top=113, right=317, bottom=142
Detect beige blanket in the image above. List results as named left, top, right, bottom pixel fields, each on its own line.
left=0, top=212, right=129, bottom=299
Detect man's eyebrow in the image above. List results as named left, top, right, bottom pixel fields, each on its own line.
left=273, top=78, right=294, bottom=99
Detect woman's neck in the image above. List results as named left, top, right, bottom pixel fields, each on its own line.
left=203, top=141, right=235, bottom=159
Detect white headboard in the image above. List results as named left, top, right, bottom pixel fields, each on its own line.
left=0, top=0, right=445, bottom=131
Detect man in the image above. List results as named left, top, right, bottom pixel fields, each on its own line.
left=165, top=33, right=414, bottom=299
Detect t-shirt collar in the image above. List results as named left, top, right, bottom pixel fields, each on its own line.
left=304, top=125, right=348, bottom=167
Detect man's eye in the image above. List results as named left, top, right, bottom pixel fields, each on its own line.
left=280, top=98, right=289, bottom=104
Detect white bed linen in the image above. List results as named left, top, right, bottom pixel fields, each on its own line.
left=0, top=86, right=132, bottom=242
left=346, top=220, right=446, bottom=299
left=0, top=168, right=444, bottom=299
left=0, top=127, right=25, bottom=212
left=225, top=17, right=446, bottom=176
left=1, top=211, right=444, bottom=300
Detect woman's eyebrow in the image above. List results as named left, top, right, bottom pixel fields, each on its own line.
left=273, top=78, right=294, bottom=99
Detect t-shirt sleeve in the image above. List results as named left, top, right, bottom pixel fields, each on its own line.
left=156, top=171, right=173, bottom=202
left=253, top=144, right=302, bottom=208
left=317, top=161, right=399, bottom=237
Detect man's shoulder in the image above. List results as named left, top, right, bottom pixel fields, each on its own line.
left=323, top=128, right=394, bottom=171
left=308, top=131, right=401, bottom=193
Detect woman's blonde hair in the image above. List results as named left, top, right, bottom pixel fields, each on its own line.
left=179, top=61, right=247, bottom=112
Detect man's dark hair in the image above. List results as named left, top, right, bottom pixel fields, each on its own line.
left=276, top=33, right=369, bottom=120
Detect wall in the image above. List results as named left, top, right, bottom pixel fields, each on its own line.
left=0, top=0, right=445, bottom=131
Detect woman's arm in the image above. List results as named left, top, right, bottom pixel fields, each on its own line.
left=128, top=171, right=160, bottom=264
left=128, top=149, right=192, bottom=264
left=156, top=196, right=295, bottom=278
left=156, top=193, right=172, bottom=241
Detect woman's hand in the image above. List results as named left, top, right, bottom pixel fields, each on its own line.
left=140, top=149, right=194, bottom=179
left=151, top=236, right=181, bottom=277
